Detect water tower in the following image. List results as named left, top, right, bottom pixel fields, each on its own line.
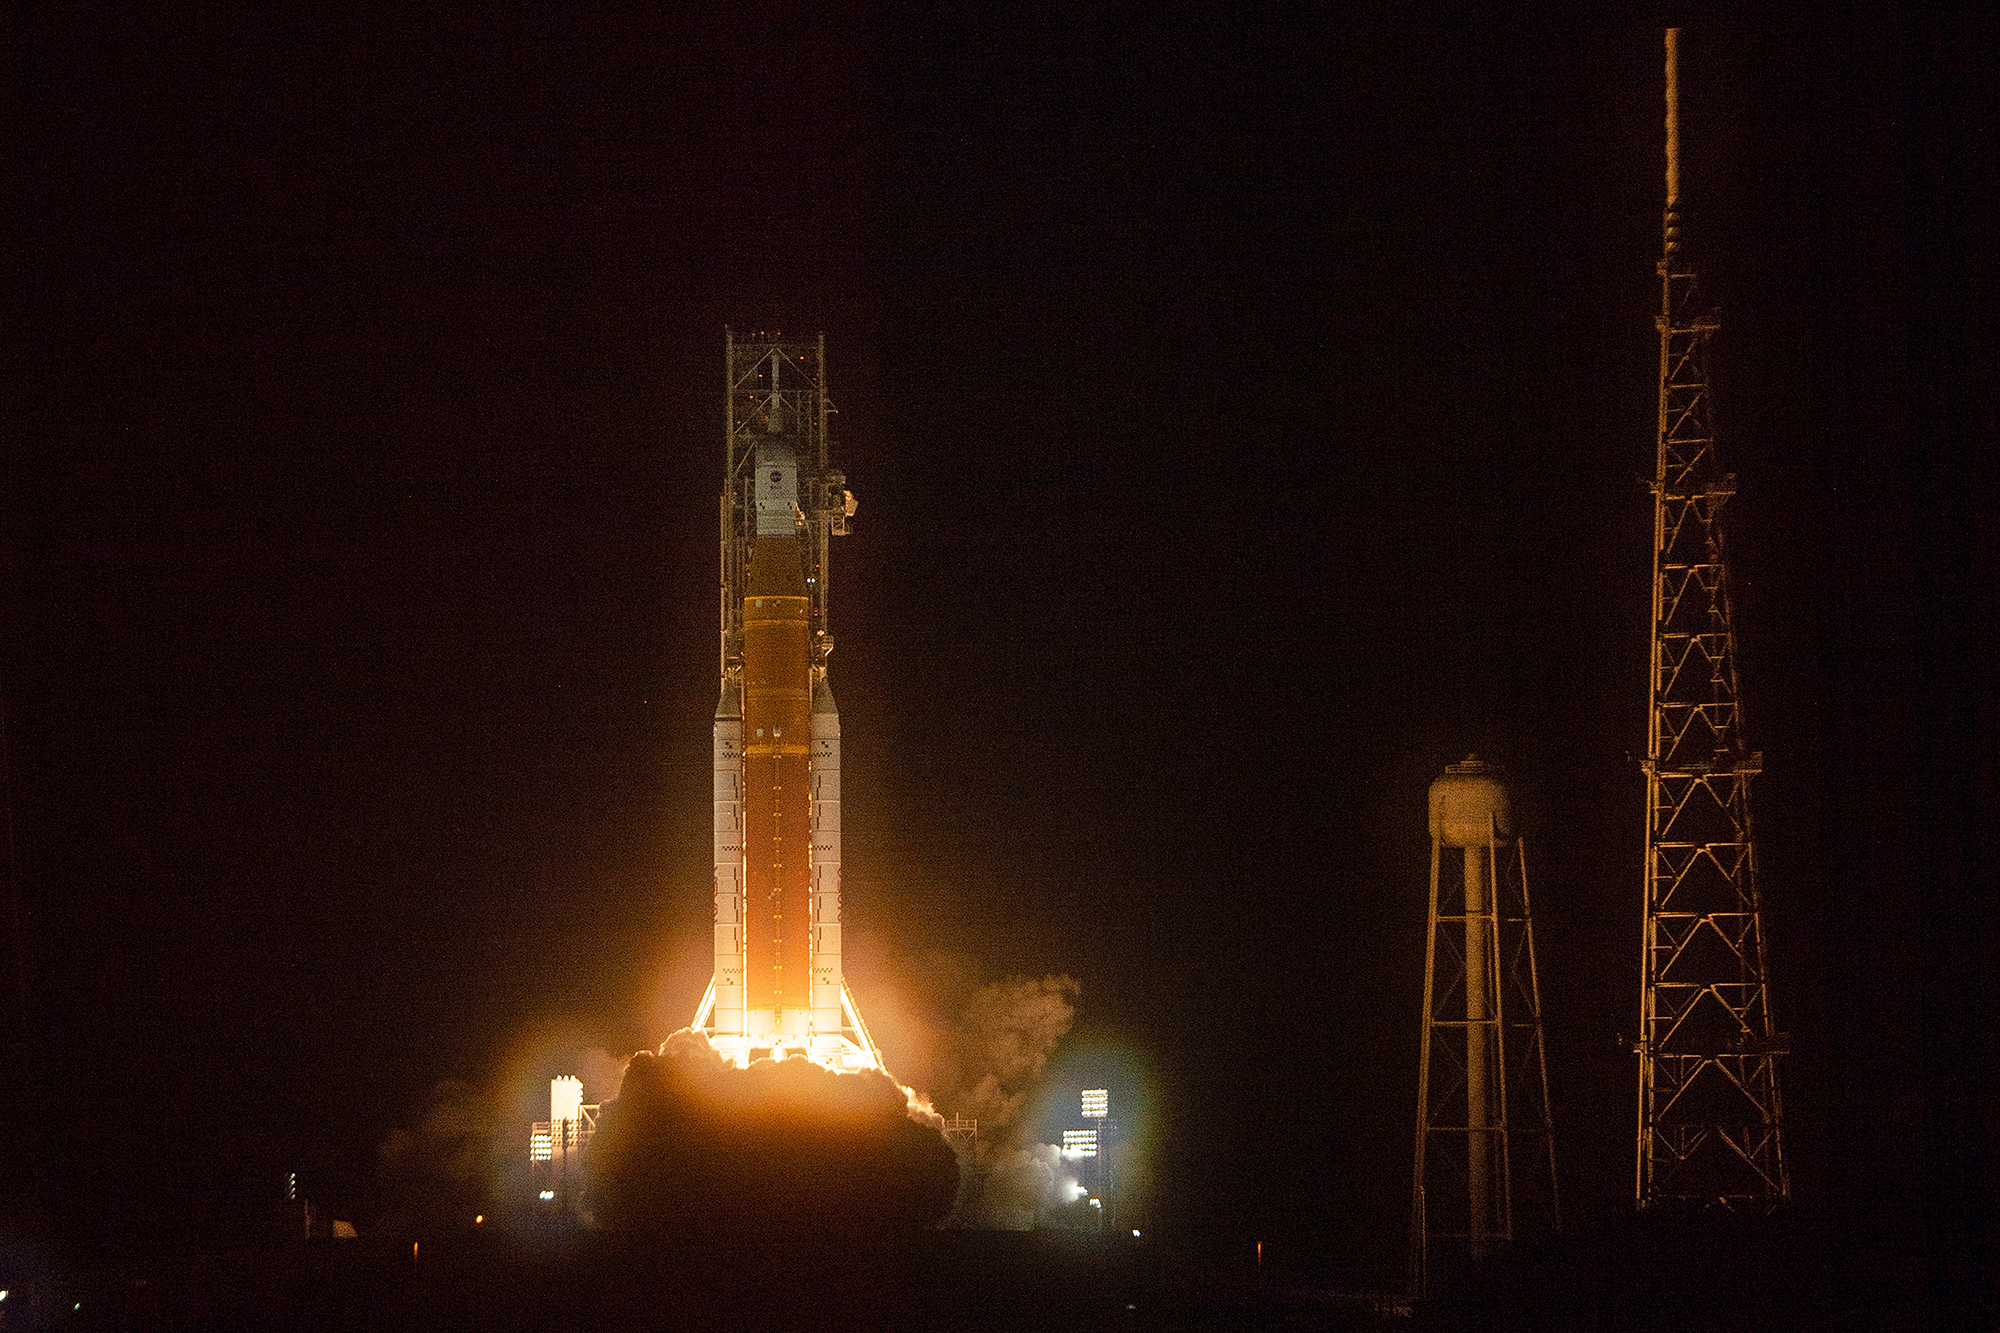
left=1411, top=756, right=1558, bottom=1294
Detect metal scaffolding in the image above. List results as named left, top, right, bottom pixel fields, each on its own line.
left=720, top=330, right=849, bottom=687
left=1635, top=29, right=1788, bottom=1212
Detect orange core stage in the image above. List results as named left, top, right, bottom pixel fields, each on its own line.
left=741, top=535, right=813, bottom=1025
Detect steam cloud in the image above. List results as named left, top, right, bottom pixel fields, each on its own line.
left=377, top=1079, right=495, bottom=1237
left=575, top=1045, right=630, bottom=1104
left=928, top=974, right=1080, bottom=1141
left=588, top=1030, right=959, bottom=1241
left=918, top=975, right=1083, bottom=1229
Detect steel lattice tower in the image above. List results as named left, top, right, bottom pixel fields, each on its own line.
left=1635, top=30, right=1788, bottom=1210
left=718, top=330, right=848, bottom=683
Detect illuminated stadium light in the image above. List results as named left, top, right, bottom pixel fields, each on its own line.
left=1081, top=1089, right=1108, bottom=1118
left=529, top=1078, right=600, bottom=1166
left=1062, top=1129, right=1099, bottom=1158
left=551, top=1075, right=583, bottom=1124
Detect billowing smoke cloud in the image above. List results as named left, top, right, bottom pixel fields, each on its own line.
left=377, top=1079, right=496, bottom=1237
left=908, top=975, right=1086, bottom=1229
left=588, top=1030, right=959, bottom=1241
left=960, top=1144, right=1062, bottom=1230
left=927, top=975, right=1080, bottom=1142
left=575, top=1046, right=630, bottom=1104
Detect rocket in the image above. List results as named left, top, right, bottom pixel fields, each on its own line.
left=696, top=334, right=878, bottom=1071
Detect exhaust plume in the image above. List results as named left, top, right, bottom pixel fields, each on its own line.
left=588, top=1031, right=958, bottom=1240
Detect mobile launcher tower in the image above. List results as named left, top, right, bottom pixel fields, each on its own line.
left=691, top=331, right=883, bottom=1072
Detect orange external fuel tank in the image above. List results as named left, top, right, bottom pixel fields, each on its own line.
left=740, top=532, right=814, bottom=1024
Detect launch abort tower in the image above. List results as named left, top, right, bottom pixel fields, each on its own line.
left=692, top=331, right=881, bottom=1071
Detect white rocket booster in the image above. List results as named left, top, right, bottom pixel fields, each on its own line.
left=808, top=677, right=843, bottom=1062
left=711, top=678, right=745, bottom=1040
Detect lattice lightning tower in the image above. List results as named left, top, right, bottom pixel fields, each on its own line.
left=1635, top=30, right=1788, bottom=1210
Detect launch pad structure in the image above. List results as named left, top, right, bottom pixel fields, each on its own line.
left=691, top=331, right=883, bottom=1072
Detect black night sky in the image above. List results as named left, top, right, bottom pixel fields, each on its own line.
left=9, top=0, right=1994, bottom=1315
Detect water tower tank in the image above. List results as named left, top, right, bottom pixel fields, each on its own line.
left=1428, top=755, right=1515, bottom=847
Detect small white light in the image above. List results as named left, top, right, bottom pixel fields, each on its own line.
left=1132, top=1230, right=1141, bottom=1237
left=539, top=1190, right=555, bottom=1200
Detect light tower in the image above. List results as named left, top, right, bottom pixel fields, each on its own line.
left=1634, top=30, right=1788, bottom=1211
left=529, top=1076, right=598, bottom=1207
left=1412, top=757, right=1557, bottom=1294
left=691, top=330, right=881, bottom=1071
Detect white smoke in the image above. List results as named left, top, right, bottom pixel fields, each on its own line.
left=917, top=975, right=1086, bottom=1230
left=955, top=1142, right=1083, bottom=1230
left=576, top=1046, right=632, bottom=1104
left=927, top=974, right=1080, bottom=1138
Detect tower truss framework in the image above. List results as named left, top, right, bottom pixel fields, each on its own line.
left=720, top=331, right=848, bottom=682
left=1635, top=30, right=1788, bottom=1211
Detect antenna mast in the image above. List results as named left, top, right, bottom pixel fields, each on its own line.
left=1635, top=30, right=1789, bottom=1211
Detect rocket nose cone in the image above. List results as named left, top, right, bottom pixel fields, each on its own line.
left=715, top=679, right=742, bottom=721
left=812, top=678, right=838, bottom=715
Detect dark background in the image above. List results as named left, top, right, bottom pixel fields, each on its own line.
left=8, top=0, right=1994, bottom=1315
